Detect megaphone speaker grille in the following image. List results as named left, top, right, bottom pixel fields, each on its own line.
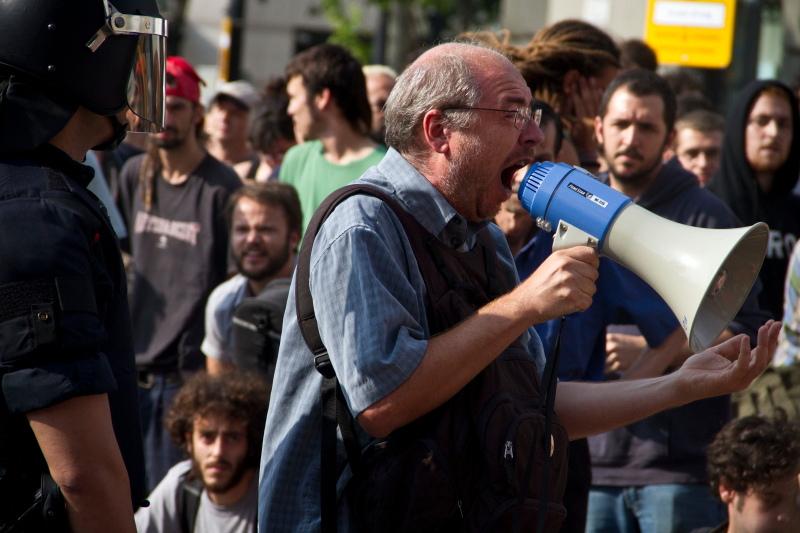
left=521, top=161, right=553, bottom=198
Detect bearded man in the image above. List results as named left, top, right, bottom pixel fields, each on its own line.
left=135, top=372, right=268, bottom=532
left=202, top=183, right=301, bottom=374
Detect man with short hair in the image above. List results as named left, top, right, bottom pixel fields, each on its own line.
left=259, top=43, right=779, bottom=533
left=362, top=64, right=397, bottom=143
left=135, top=372, right=268, bottom=533
left=202, top=182, right=301, bottom=375
left=205, top=80, right=263, bottom=180
left=118, top=56, right=242, bottom=490
left=702, top=412, right=800, bottom=533
left=583, top=69, right=767, bottom=533
left=280, top=44, right=387, bottom=232
left=674, top=109, right=725, bottom=186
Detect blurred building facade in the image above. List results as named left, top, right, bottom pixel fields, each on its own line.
left=172, top=0, right=799, bottom=112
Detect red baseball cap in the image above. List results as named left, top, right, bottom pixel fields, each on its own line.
left=165, top=56, right=205, bottom=104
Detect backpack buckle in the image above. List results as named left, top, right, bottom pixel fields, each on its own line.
left=314, top=352, right=336, bottom=379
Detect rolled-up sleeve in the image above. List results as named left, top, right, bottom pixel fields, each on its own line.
left=310, top=200, right=430, bottom=417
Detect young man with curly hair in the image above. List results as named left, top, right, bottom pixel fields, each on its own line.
left=702, top=412, right=800, bottom=533
left=135, top=372, right=269, bottom=532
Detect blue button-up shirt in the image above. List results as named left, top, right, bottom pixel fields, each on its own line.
left=258, top=148, right=545, bottom=532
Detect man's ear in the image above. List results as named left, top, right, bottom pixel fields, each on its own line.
left=421, top=109, right=451, bottom=156
left=289, top=230, right=300, bottom=253
left=315, top=88, right=332, bottom=112
left=594, top=115, right=604, bottom=147
left=193, top=103, right=206, bottom=126
left=664, top=128, right=676, bottom=150
left=718, top=482, right=736, bottom=505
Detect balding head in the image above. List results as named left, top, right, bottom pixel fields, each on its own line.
left=384, top=42, right=513, bottom=159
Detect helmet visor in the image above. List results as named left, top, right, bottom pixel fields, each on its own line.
left=126, top=33, right=166, bottom=132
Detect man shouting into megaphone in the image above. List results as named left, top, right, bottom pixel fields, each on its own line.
left=258, top=45, right=779, bottom=533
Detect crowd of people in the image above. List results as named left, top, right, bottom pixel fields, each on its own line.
left=1, top=2, right=800, bottom=532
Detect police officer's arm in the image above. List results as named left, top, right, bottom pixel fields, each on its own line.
left=554, top=320, right=779, bottom=440
left=27, top=394, right=137, bottom=533
left=357, top=246, right=599, bottom=438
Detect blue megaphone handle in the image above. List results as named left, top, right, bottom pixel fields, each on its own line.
left=518, top=162, right=632, bottom=250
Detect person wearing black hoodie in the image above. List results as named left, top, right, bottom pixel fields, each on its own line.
left=580, top=69, right=766, bottom=533
left=708, top=80, right=800, bottom=321
left=711, top=81, right=800, bottom=421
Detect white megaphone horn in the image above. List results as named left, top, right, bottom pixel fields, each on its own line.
left=518, top=162, right=769, bottom=352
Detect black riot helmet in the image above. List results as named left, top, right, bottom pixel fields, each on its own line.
left=0, top=0, right=168, bottom=134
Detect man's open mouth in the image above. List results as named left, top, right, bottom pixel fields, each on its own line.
left=501, top=162, right=528, bottom=191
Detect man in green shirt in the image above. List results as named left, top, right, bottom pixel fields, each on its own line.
left=281, top=44, right=387, bottom=232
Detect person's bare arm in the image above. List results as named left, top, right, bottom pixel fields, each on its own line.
left=357, top=246, right=599, bottom=438
left=619, top=327, right=735, bottom=380
left=206, top=356, right=234, bottom=375
left=556, top=321, right=780, bottom=440
left=27, top=394, right=136, bottom=533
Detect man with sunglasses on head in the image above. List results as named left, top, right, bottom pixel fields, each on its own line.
left=0, top=1, right=167, bottom=531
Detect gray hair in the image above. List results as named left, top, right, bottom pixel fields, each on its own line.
left=384, top=52, right=482, bottom=158
left=363, top=64, right=398, bottom=79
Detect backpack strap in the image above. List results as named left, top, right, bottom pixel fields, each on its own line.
left=296, top=184, right=431, bottom=533
left=178, top=475, right=204, bottom=533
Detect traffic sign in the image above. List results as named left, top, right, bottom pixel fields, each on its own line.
left=644, top=0, right=736, bottom=68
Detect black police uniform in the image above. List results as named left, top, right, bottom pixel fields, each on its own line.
left=0, top=144, right=146, bottom=529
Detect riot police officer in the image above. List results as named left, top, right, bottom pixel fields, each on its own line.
left=0, top=1, right=167, bottom=531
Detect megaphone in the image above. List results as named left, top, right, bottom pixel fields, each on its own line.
left=518, top=162, right=768, bottom=352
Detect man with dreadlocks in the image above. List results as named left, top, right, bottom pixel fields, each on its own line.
left=118, top=55, right=242, bottom=492
left=462, top=20, right=620, bottom=172
left=520, top=20, right=620, bottom=170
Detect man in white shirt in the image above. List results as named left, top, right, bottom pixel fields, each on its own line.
left=202, top=182, right=301, bottom=375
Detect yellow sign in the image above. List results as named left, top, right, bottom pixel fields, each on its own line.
left=644, top=0, right=736, bottom=68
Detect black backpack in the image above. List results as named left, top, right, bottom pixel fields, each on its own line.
left=296, top=185, right=569, bottom=533
left=231, top=278, right=291, bottom=385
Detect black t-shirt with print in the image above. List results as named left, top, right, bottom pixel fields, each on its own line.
left=118, top=153, right=241, bottom=370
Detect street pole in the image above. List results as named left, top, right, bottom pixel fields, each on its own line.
left=219, top=0, right=246, bottom=81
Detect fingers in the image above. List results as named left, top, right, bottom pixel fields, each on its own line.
left=573, top=77, right=602, bottom=119
left=714, top=333, right=748, bottom=362
left=752, top=319, right=780, bottom=370
left=732, top=320, right=779, bottom=381
left=523, top=246, right=600, bottom=321
left=556, top=246, right=600, bottom=272
left=733, top=334, right=749, bottom=374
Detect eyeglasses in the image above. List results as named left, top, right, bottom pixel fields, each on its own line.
left=442, top=105, right=542, bottom=130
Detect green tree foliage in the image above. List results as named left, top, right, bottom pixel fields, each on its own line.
left=321, top=0, right=371, bottom=63
left=321, top=0, right=501, bottom=64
